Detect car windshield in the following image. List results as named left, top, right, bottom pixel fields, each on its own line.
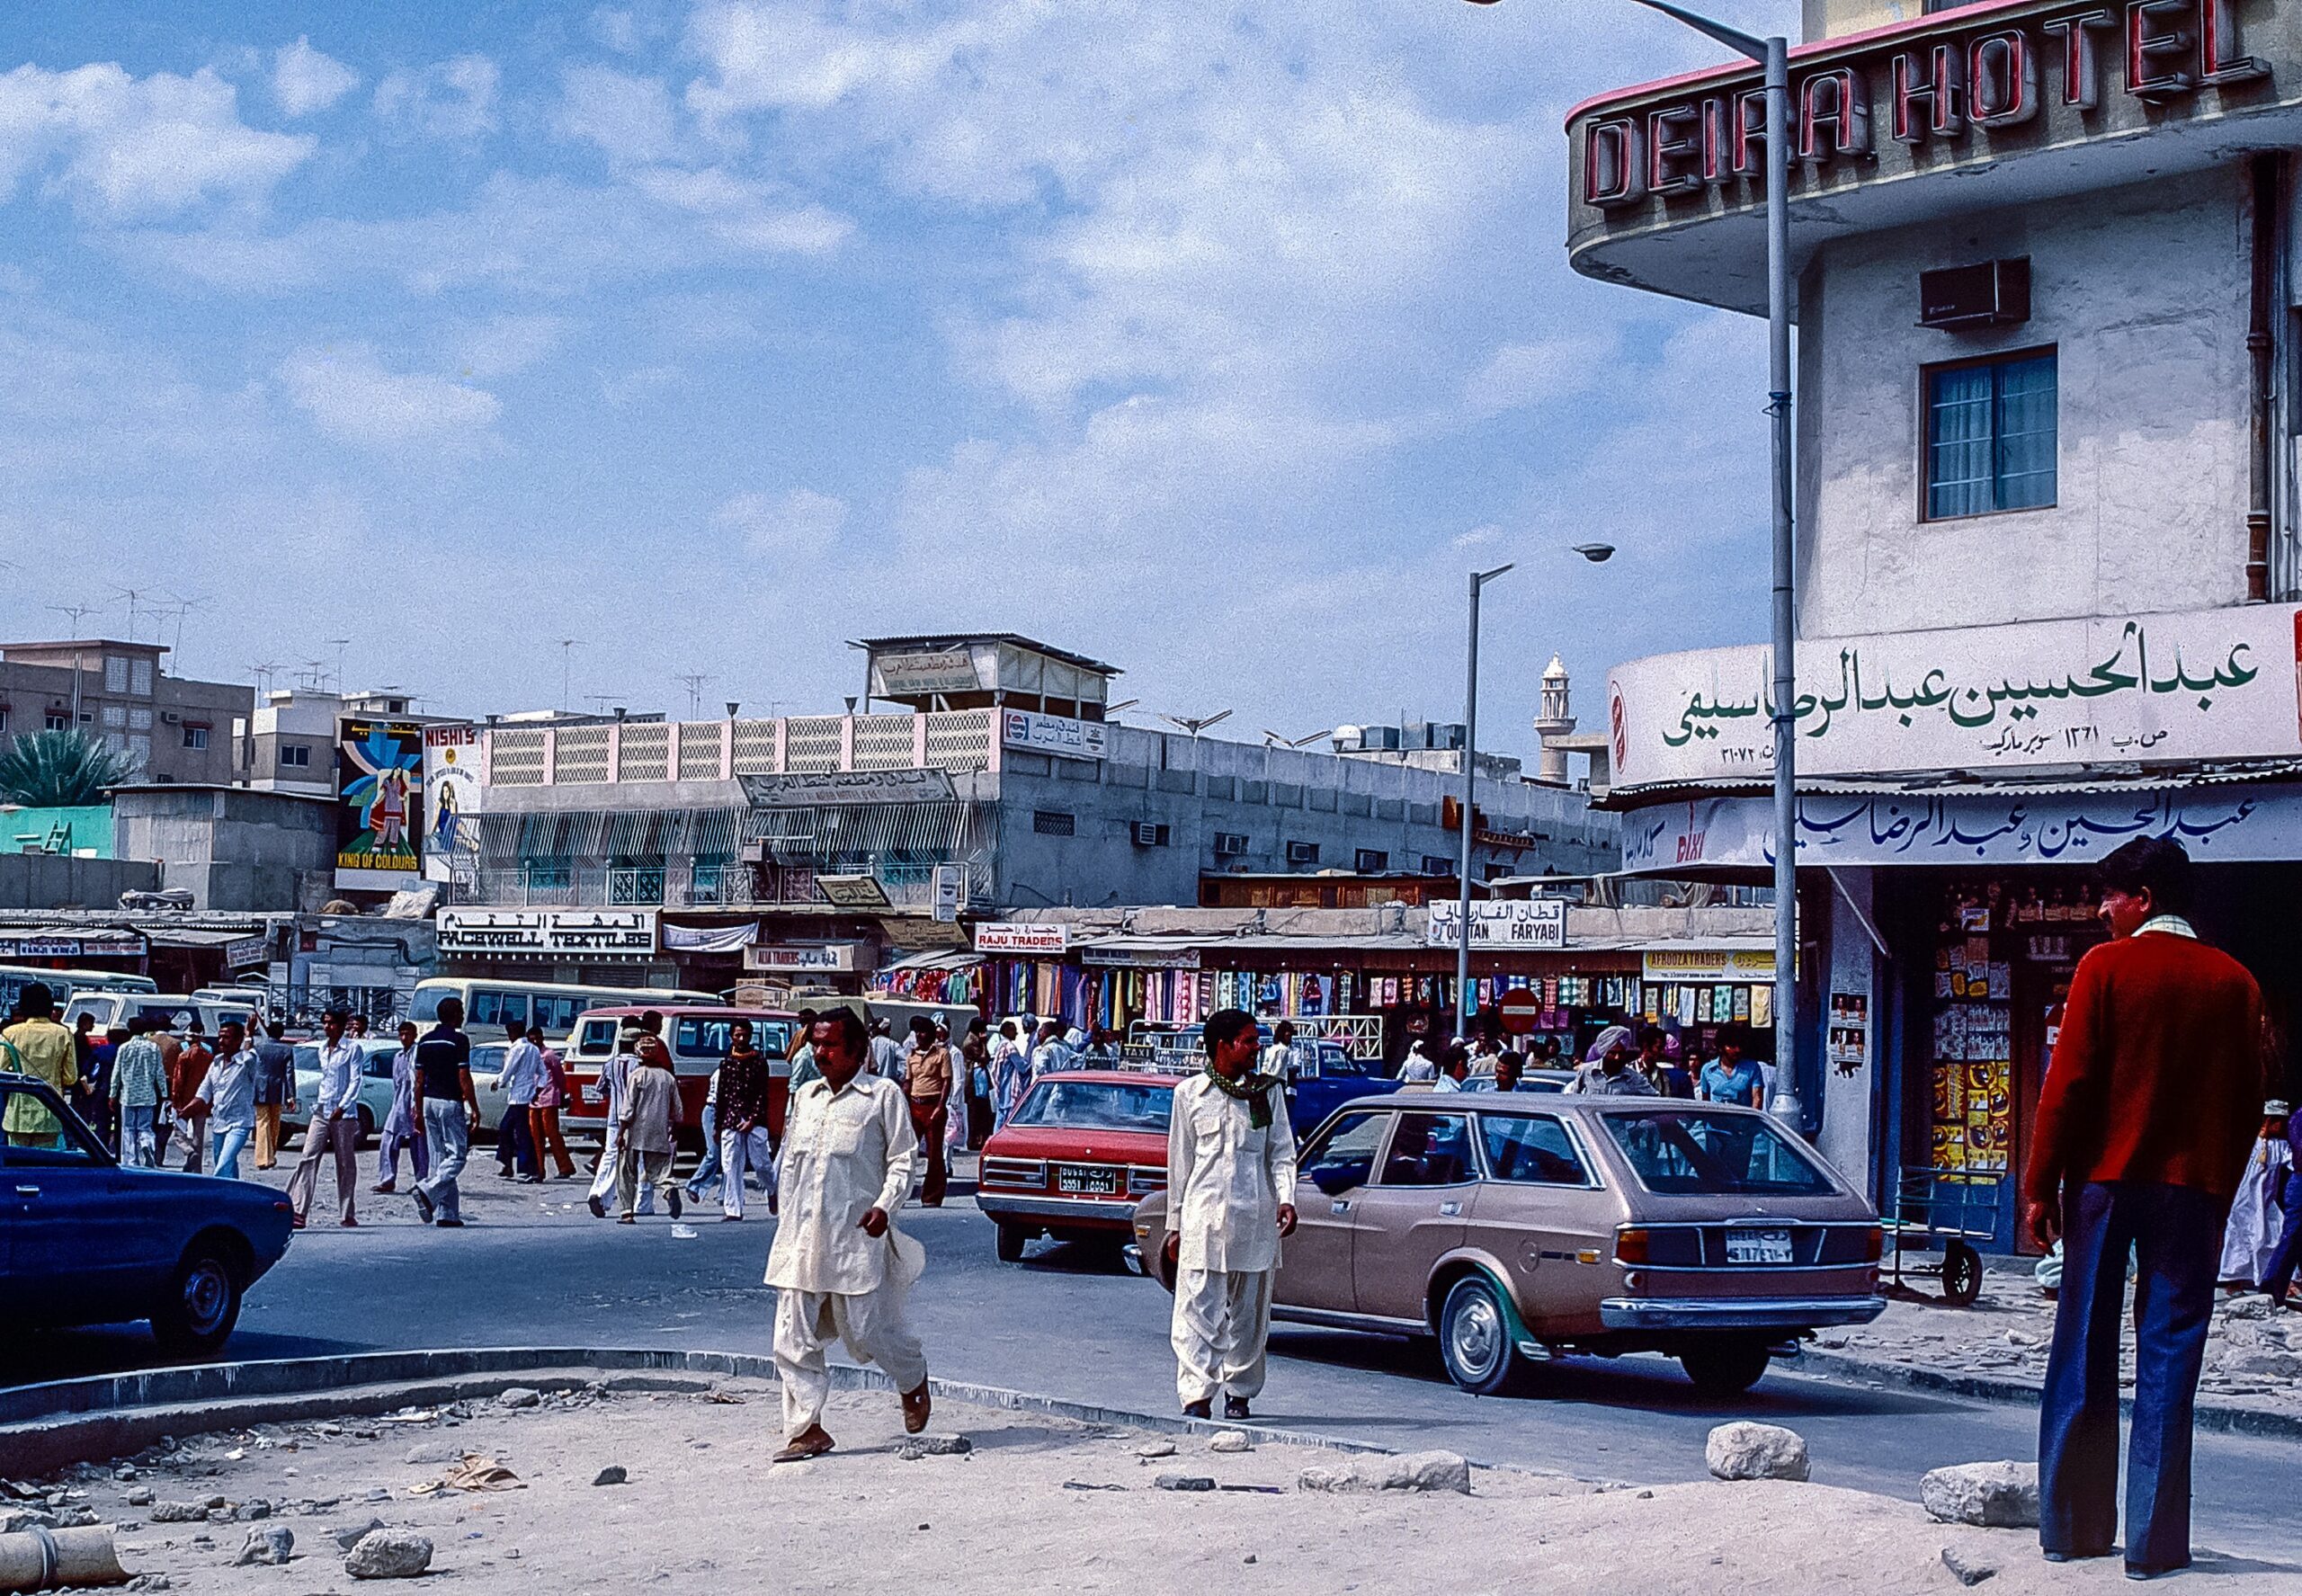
left=1601, top=1109, right=1834, bottom=1197
left=1008, top=1080, right=1173, bottom=1133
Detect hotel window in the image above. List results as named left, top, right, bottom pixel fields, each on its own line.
left=1925, top=349, right=2057, bottom=519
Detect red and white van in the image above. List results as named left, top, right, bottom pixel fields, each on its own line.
left=558, top=1004, right=802, bottom=1147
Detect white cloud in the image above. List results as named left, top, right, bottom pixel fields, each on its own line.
left=716, top=487, right=848, bottom=555
left=0, top=63, right=311, bottom=218
left=278, top=344, right=501, bottom=448
left=555, top=65, right=677, bottom=165
left=450, top=312, right=573, bottom=379
left=1464, top=334, right=1615, bottom=418
left=373, top=55, right=499, bottom=141
left=272, top=38, right=359, bottom=118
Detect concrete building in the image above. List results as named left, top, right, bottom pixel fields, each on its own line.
left=236, top=686, right=428, bottom=798
left=0, top=639, right=250, bottom=785
left=111, top=785, right=337, bottom=912
left=444, top=635, right=1618, bottom=1001
left=1566, top=0, right=2302, bottom=1243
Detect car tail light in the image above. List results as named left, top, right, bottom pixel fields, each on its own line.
left=1129, top=1166, right=1166, bottom=1192
left=1862, top=1224, right=1884, bottom=1262
left=1614, top=1226, right=1651, bottom=1265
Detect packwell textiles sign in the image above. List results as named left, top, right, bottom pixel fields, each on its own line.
left=438, top=909, right=657, bottom=958
left=1607, top=605, right=2302, bottom=789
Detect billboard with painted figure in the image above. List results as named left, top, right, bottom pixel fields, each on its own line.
left=336, top=719, right=425, bottom=888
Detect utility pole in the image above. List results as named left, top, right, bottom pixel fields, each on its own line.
left=674, top=672, right=714, bottom=718
left=556, top=638, right=584, bottom=711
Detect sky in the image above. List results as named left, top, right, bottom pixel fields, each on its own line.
left=2, top=0, right=1789, bottom=762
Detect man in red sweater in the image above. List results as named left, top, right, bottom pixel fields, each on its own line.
left=2024, top=837, right=2266, bottom=1580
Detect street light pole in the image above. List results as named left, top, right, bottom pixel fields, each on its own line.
left=1455, top=562, right=1513, bottom=1043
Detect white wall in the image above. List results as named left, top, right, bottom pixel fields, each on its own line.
left=1798, top=167, right=2253, bottom=640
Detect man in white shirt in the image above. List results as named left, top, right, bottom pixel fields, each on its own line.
left=1029, top=1020, right=1075, bottom=1083
left=1164, top=1008, right=1298, bottom=1421
left=193, top=1019, right=260, bottom=1181
left=1260, top=1020, right=1310, bottom=1082
left=289, top=1011, right=363, bottom=1228
left=765, top=1007, right=932, bottom=1462
left=867, top=1018, right=907, bottom=1092
left=495, top=1022, right=545, bottom=1181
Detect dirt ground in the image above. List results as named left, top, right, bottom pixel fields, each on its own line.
left=22, top=1380, right=2293, bottom=1595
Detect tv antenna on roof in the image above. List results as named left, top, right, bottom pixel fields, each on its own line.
left=555, top=638, right=585, bottom=710
left=1159, top=709, right=1233, bottom=738
left=49, top=602, right=99, bottom=639
left=674, top=672, right=715, bottom=718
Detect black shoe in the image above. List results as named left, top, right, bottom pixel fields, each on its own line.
left=588, top=1194, right=606, bottom=1218
left=2126, top=1563, right=2189, bottom=1583
left=669, top=1188, right=683, bottom=1218
left=1224, top=1396, right=1251, bottom=1421
left=411, top=1188, right=435, bottom=1225
left=1182, top=1399, right=1211, bottom=1419
left=435, top=1217, right=465, bottom=1228
left=2043, top=1549, right=2112, bottom=1565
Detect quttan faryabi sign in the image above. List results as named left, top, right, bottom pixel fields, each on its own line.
left=1566, top=0, right=2295, bottom=264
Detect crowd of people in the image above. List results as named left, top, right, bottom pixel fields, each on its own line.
left=1379, top=1018, right=1768, bottom=1105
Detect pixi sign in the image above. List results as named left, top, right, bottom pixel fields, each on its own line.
left=1576, top=0, right=2272, bottom=213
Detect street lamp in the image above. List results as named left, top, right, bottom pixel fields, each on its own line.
left=1464, top=0, right=1799, bottom=1123
left=1452, top=542, right=1615, bottom=1044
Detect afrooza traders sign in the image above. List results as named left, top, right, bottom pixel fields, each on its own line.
left=1607, top=604, right=2302, bottom=789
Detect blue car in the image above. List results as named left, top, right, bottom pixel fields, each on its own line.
left=0, top=1073, right=294, bottom=1358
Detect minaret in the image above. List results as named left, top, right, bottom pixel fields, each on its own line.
left=1533, top=655, right=1575, bottom=787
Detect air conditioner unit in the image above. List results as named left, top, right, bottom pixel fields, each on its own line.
left=1132, top=822, right=1165, bottom=847
left=1212, top=832, right=1248, bottom=857
left=1919, top=258, right=2030, bottom=330
left=161, top=711, right=181, bottom=725
left=1286, top=841, right=1319, bottom=867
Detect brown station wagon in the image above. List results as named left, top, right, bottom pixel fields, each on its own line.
left=1130, top=1092, right=1886, bottom=1396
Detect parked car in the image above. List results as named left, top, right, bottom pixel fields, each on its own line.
left=60, top=993, right=257, bottom=1040
left=976, top=1070, right=1182, bottom=1262
left=1129, top=1095, right=1884, bottom=1396
left=0, top=1073, right=293, bottom=1356
left=559, top=1005, right=801, bottom=1147
left=1280, top=1044, right=1392, bottom=1131
left=279, top=1039, right=402, bottom=1143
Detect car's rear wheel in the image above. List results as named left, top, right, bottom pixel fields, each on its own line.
left=355, top=1104, right=377, bottom=1144
left=1679, top=1338, right=1772, bottom=1395
left=1438, top=1274, right=1535, bottom=1396
left=151, top=1245, right=243, bottom=1358
left=995, top=1222, right=1029, bottom=1263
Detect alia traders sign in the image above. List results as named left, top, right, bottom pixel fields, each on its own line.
left=335, top=719, right=426, bottom=889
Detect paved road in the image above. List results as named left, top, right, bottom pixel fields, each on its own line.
left=13, top=1164, right=2298, bottom=1563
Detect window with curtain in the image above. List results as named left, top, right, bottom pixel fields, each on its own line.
left=1926, top=350, right=2057, bottom=519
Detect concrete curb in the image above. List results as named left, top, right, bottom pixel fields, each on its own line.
left=0, top=1349, right=1421, bottom=1479
left=1789, top=1348, right=2302, bottom=1443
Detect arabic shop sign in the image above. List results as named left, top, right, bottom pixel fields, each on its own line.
left=1570, top=0, right=2279, bottom=223
left=1608, top=604, right=2302, bottom=789
left=1425, top=898, right=1568, bottom=951
left=1621, top=785, right=2302, bottom=871
left=437, top=908, right=658, bottom=958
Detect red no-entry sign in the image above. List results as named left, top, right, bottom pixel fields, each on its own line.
left=1496, top=987, right=1542, bottom=1036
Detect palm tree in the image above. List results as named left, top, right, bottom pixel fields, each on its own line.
left=0, top=729, right=138, bottom=807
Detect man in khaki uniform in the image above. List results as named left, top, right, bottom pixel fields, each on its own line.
left=765, top=1007, right=931, bottom=1461
left=615, top=1043, right=684, bottom=1222
left=1164, top=1007, right=1297, bottom=1420
left=3, top=984, right=77, bottom=1148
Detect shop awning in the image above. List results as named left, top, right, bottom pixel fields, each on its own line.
left=879, top=949, right=982, bottom=973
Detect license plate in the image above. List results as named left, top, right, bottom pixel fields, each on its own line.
left=1056, top=1165, right=1120, bottom=1196
left=581, top=1082, right=605, bottom=1105
left=1725, top=1227, right=1795, bottom=1264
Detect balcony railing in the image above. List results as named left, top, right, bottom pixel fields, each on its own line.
left=483, top=709, right=999, bottom=788
left=461, top=860, right=975, bottom=912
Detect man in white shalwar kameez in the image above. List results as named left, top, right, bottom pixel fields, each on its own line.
left=2218, top=1099, right=2292, bottom=1289
left=1164, top=1007, right=1297, bottom=1421
left=765, top=1007, right=932, bottom=1461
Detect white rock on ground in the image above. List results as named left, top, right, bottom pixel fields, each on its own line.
left=343, top=1529, right=433, bottom=1580
left=1290, top=1451, right=1471, bottom=1495
left=1209, top=1431, right=1253, bottom=1454
left=1706, top=1422, right=1812, bottom=1483
left=1920, top=1462, right=2039, bottom=1529
left=233, top=1526, right=293, bottom=1566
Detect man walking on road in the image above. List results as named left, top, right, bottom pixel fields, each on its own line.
left=288, top=1011, right=362, bottom=1228
left=168, top=1021, right=210, bottom=1172
left=530, top=1025, right=576, bottom=1180
left=193, top=1019, right=260, bottom=1180
left=589, top=1015, right=666, bottom=1217
left=495, top=1021, right=543, bottom=1181
left=904, top=1016, right=953, bottom=1208
left=2, top=983, right=76, bottom=1149
left=110, top=1016, right=168, bottom=1168
left=717, top=1019, right=776, bottom=1221
left=2025, top=838, right=2267, bottom=1580
left=614, top=1040, right=683, bottom=1223
left=376, top=1020, right=427, bottom=1193
left=251, top=1021, right=298, bottom=1169
left=765, top=1007, right=932, bottom=1462
left=411, top=998, right=480, bottom=1228
left=1164, top=1007, right=1297, bottom=1421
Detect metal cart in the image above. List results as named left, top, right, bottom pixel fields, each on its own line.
left=1885, top=1165, right=2007, bottom=1306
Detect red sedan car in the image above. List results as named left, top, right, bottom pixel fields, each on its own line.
left=975, top=1069, right=1181, bottom=1262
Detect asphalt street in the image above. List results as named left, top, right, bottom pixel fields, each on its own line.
left=12, top=1160, right=2298, bottom=1564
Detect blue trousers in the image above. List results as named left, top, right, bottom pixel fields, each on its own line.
left=2260, top=1169, right=2302, bottom=1300
left=2039, top=1181, right=2220, bottom=1573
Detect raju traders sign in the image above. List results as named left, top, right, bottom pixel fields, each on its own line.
left=335, top=718, right=425, bottom=888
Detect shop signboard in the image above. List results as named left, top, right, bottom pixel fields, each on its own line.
left=872, top=649, right=983, bottom=698
left=744, top=942, right=861, bottom=974
left=1425, top=898, right=1567, bottom=950
left=438, top=908, right=657, bottom=958
left=223, top=934, right=270, bottom=970
left=1622, top=783, right=2302, bottom=871
left=741, top=769, right=959, bottom=807
left=816, top=873, right=894, bottom=909
left=335, top=719, right=427, bottom=889
left=1643, top=947, right=1777, bottom=984
left=932, top=864, right=963, bottom=923
left=1608, top=604, right=2302, bottom=790
left=661, top=922, right=760, bottom=954
left=0, top=932, right=148, bottom=959
left=974, top=922, right=1071, bottom=955
left=422, top=725, right=482, bottom=884
left=1080, top=941, right=1203, bottom=969
left=1001, top=709, right=1108, bottom=761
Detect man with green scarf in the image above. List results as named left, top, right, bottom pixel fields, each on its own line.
left=1164, top=1008, right=1298, bottom=1420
